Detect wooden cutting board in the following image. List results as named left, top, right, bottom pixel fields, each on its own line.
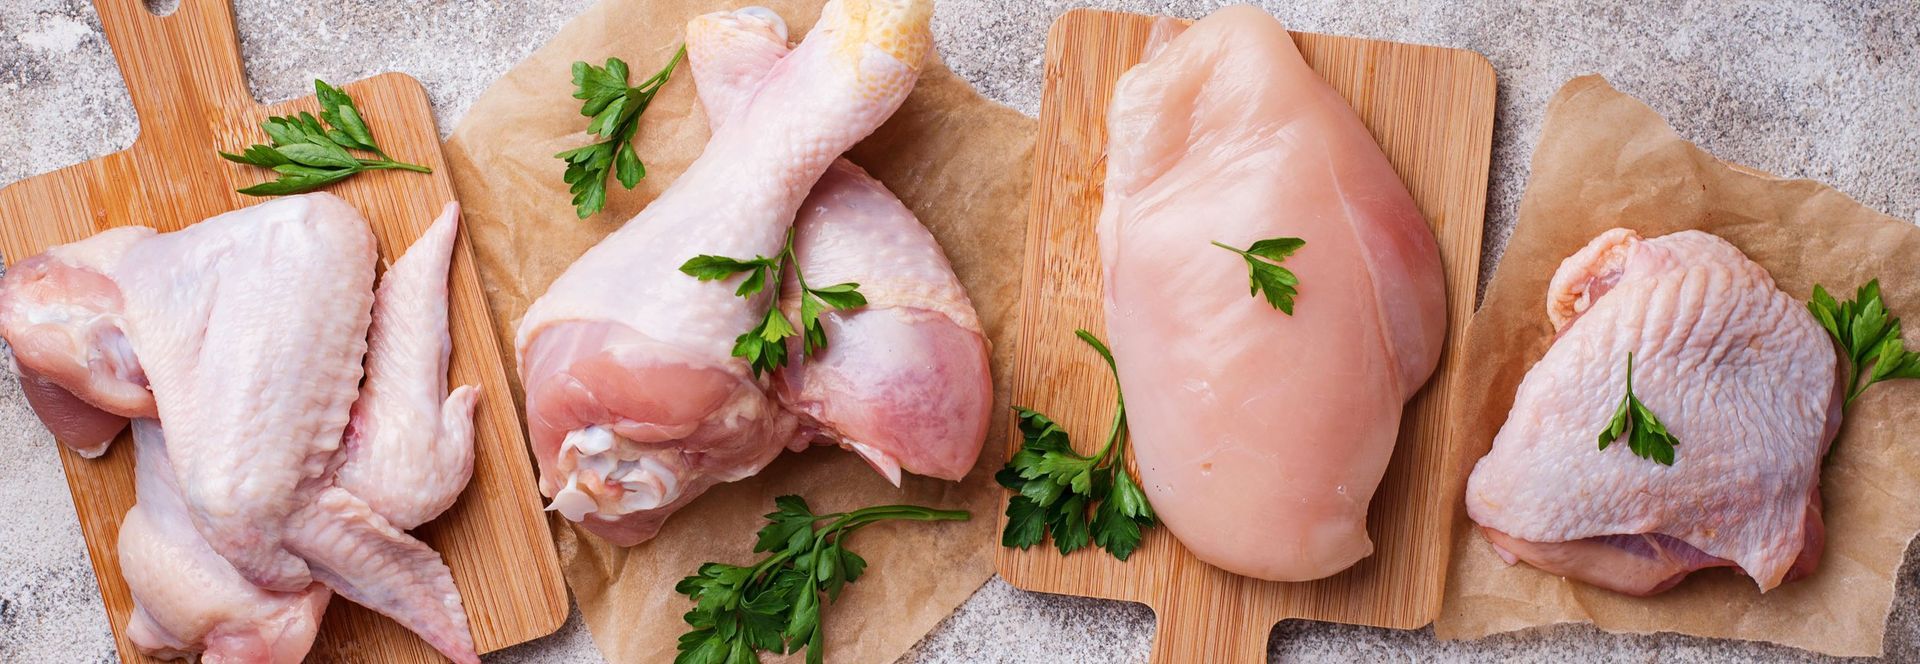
left=0, top=1, right=567, bottom=661
left=997, top=9, right=1496, bottom=662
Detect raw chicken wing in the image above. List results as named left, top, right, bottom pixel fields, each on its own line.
left=113, top=193, right=376, bottom=592
left=335, top=202, right=482, bottom=529
left=0, top=195, right=480, bottom=661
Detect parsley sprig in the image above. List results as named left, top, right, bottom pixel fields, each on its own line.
left=1809, top=280, right=1920, bottom=411
left=1596, top=352, right=1679, bottom=466
left=556, top=46, right=687, bottom=218
left=679, top=229, right=867, bottom=377
left=1213, top=237, right=1306, bottom=314
left=220, top=80, right=432, bottom=196
left=674, top=496, right=969, bottom=664
left=997, top=330, right=1158, bottom=560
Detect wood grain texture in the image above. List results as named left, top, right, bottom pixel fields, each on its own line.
left=995, top=9, right=1496, bottom=663
left=0, top=1, right=567, bottom=661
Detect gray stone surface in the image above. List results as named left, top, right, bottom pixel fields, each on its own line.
left=0, top=0, right=1916, bottom=662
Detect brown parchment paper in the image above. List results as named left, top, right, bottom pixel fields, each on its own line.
left=439, top=0, right=1036, bottom=661
left=1434, top=75, right=1920, bottom=657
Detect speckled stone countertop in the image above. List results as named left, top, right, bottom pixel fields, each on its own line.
left=2, top=1, right=1917, bottom=662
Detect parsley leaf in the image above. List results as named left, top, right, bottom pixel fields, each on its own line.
left=1213, top=237, right=1305, bottom=314
left=674, top=496, right=968, bottom=664
left=1810, top=280, right=1920, bottom=411
left=678, top=229, right=866, bottom=377
left=1596, top=352, right=1679, bottom=465
left=557, top=46, right=686, bottom=218
left=996, top=330, right=1159, bottom=560
left=219, top=80, right=432, bottom=197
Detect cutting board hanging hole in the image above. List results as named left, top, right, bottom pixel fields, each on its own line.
left=141, top=0, right=180, bottom=17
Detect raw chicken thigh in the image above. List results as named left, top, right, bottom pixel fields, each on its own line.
left=687, top=7, right=991, bottom=485
left=0, top=195, right=481, bottom=663
left=1467, top=229, right=1839, bottom=595
left=517, top=0, right=935, bottom=545
left=1097, top=6, right=1447, bottom=581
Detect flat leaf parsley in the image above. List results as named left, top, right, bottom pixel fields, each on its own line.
left=674, top=496, right=968, bottom=664
left=997, top=330, right=1158, bottom=560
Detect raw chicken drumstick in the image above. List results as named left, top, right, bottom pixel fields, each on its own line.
left=686, top=7, right=991, bottom=485
left=1097, top=6, right=1448, bottom=582
left=517, top=0, right=935, bottom=546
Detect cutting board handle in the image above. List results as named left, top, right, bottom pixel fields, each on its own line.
left=93, top=0, right=252, bottom=136
left=1148, top=611, right=1272, bottom=663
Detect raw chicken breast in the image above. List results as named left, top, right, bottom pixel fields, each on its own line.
left=687, top=7, right=991, bottom=484
left=0, top=226, right=155, bottom=455
left=517, top=0, right=934, bottom=545
left=114, top=193, right=377, bottom=592
left=120, top=420, right=331, bottom=664
left=1097, top=6, right=1447, bottom=581
left=1466, top=229, right=1839, bottom=594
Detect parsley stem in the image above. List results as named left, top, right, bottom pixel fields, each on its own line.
left=644, top=45, right=688, bottom=89
left=1074, top=329, right=1128, bottom=468
left=837, top=505, right=972, bottom=526
left=782, top=227, right=806, bottom=295
left=361, top=159, right=433, bottom=174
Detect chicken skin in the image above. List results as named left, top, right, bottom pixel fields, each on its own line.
left=1466, top=229, right=1839, bottom=595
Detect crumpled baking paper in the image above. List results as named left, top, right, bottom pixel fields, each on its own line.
left=441, top=0, right=1035, bottom=661
left=1436, top=74, right=1920, bottom=658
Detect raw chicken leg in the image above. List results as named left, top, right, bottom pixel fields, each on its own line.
left=687, top=7, right=991, bottom=484
left=0, top=226, right=154, bottom=455
left=517, top=0, right=934, bottom=545
left=335, top=202, right=482, bottom=530
left=1466, top=229, right=1839, bottom=594
left=114, top=193, right=376, bottom=592
left=1097, top=6, right=1447, bottom=581
left=120, top=419, right=332, bottom=664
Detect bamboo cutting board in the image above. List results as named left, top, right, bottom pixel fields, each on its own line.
left=0, top=1, right=566, bottom=661
left=998, top=9, right=1496, bottom=662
